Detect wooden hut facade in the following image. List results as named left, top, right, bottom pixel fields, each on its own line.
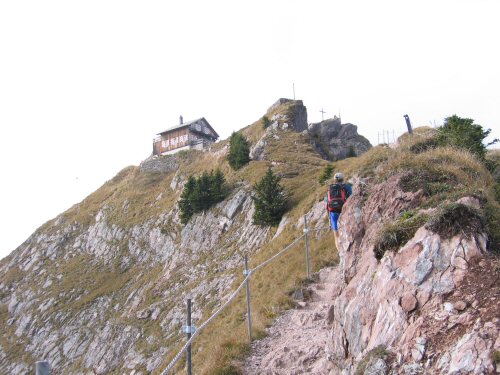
left=153, top=117, right=219, bottom=156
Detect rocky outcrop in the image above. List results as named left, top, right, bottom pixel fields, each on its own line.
left=139, top=154, right=178, bottom=173
left=308, top=117, right=372, bottom=160
left=266, top=98, right=308, bottom=133
left=245, top=175, right=499, bottom=374
left=333, top=179, right=498, bottom=373
left=0, top=184, right=269, bottom=374
left=250, top=99, right=308, bottom=161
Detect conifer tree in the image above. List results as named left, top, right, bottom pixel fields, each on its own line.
left=179, top=175, right=196, bottom=224
left=193, top=171, right=212, bottom=212
left=438, top=115, right=498, bottom=161
left=210, top=169, right=226, bottom=203
left=179, top=170, right=228, bottom=224
left=318, top=164, right=334, bottom=185
left=228, top=132, right=251, bottom=170
left=252, top=167, right=288, bottom=226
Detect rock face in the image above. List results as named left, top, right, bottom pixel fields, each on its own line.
left=0, top=184, right=269, bottom=374
left=250, top=99, right=308, bottom=160
left=139, top=154, right=178, bottom=173
left=266, top=98, right=308, bottom=133
left=308, top=117, right=372, bottom=160
left=245, top=175, right=499, bottom=374
left=331, top=177, right=498, bottom=373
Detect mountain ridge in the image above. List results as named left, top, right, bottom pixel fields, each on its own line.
left=1, top=100, right=499, bottom=374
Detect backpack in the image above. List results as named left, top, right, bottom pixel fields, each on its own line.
left=327, top=183, right=347, bottom=213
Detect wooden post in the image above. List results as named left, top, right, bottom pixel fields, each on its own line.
left=404, top=114, right=413, bottom=134
left=304, top=215, right=311, bottom=279
left=186, top=298, right=192, bottom=375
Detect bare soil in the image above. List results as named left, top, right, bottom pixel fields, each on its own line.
left=243, top=267, right=338, bottom=375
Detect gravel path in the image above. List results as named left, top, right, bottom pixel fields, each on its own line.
left=243, top=267, right=339, bottom=375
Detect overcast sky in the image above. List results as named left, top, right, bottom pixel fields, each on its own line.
left=1, top=0, right=499, bottom=260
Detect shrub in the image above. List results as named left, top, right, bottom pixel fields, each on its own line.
left=426, top=203, right=484, bottom=239
left=374, top=213, right=428, bottom=260
left=228, top=132, right=251, bottom=170
left=486, top=150, right=500, bottom=181
left=437, top=115, right=498, bottom=160
left=318, top=164, right=334, bottom=185
left=252, top=167, right=288, bottom=226
left=483, top=202, right=500, bottom=252
left=355, top=346, right=391, bottom=375
left=262, top=115, right=271, bottom=129
left=179, top=169, right=228, bottom=224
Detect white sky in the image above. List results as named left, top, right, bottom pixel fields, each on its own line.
left=1, top=0, right=499, bottom=260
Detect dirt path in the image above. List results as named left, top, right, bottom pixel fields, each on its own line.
left=243, top=267, right=339, bottom=375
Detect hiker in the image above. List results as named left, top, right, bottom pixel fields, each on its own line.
left=326, top=172, right=352, bottom=250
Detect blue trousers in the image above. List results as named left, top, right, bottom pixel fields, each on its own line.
left=330, top=212, right=341, bottom=231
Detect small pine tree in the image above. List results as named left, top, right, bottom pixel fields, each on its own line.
left=228, top=132, right=251, bottom=170
left=179, top=176, right=196, bottom=224
left=438, top=115, right=498, bottom=160
left=318, top=164, right=334, bottom=185
left=179, top=170, right=228, bottom=224
left=193, top=171, right=212, bottom=212
left=262, top=115, right=271, bottom=129
left=252, top=167, right=288, bottom=226
left=210, top=169, right=226, bottom=203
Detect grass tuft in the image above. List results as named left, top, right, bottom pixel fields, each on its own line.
left=374, top=212, right=429, bottom=260
left=426, top=203, right=484, bottom=239
left=354, top=345, right=391, bottom=375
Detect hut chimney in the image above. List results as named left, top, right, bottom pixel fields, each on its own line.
left=180, top=115, right=184, bottom=125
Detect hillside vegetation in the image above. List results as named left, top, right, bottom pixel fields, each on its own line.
left=0, top=101, right=498, bottom=374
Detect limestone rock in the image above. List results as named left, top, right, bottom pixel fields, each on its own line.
left=0, top=180, right=272, bottom=374
left=453, top=300, right=467, bottom=311
left=267, top=98, right=308, bottom=132
left=321, top=175, right=494, bottom=374
left=401, top=293, right=418, bottom=313
left=308, top=118, right=372, bottom=160
left=364, top=358, right=389, bottom=375
left=139, top=154, right=178, bottom=173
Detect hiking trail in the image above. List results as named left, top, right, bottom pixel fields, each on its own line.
left=243, top=266, right=338, bottom=375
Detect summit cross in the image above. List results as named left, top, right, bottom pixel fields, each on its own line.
left=320, top=108, right=326, bottom=121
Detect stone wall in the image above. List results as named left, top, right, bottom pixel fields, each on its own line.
left=139, top=155, right=178, bottom=173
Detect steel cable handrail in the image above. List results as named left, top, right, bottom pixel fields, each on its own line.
left=312, top=226, right=330, bottom=232
left=252, top=233, right=305, bottom=273
left=161, top=273, right=251, bottom=374
left=161, top=232, right=309, bottom=374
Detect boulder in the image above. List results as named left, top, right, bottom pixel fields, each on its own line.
left=308, top=118, right=372, bottom=160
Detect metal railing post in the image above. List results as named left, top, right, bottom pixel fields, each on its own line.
left=244, top=254, right=252, bottom=342
left=186, top=298, right=192, bottom=375
left=35, top=361, right=50, bottom=375
left=304, top=215, right=311, bottom=279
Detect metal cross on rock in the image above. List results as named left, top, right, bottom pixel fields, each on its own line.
left=320, top=108, right=326, bottom=121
